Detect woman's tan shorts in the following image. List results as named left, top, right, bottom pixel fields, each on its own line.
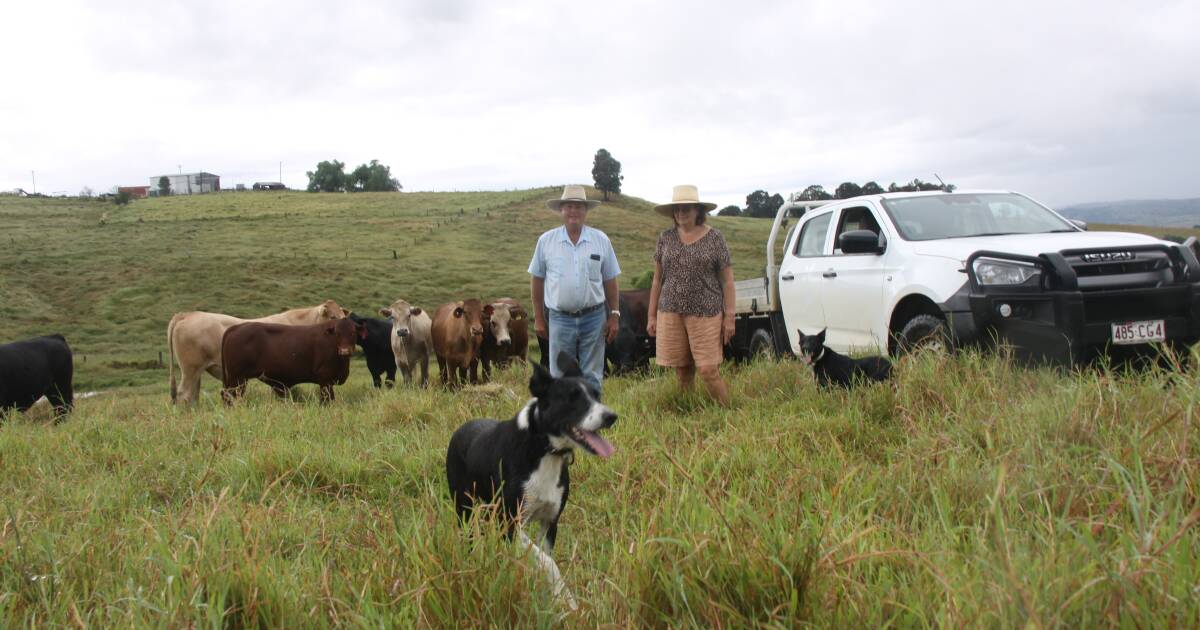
left=655, top=312, right=724, bottom=367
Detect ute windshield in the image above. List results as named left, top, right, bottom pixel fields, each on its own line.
left=881, top=193, right=1076, bottom=241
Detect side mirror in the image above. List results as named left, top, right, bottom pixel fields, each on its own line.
left=1071, top=219, right=1088, bottom=231
left=839, top=230, right=885, bottom=255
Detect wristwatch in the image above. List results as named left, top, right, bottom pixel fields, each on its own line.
left=609, top=309, right=621, bottom=318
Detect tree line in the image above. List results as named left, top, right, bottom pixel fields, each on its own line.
left=718, top=178, right=956, bottom=218
left=306, top=160, right=402, bottom=193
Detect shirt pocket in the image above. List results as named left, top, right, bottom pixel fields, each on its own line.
left=587, top=253, right=602, bottom=281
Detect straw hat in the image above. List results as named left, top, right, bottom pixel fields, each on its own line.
left=545, top=184, right=601, bottom=211
left=653, top=184, right=718, bottom=217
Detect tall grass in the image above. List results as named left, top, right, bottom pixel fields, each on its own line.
left=1, top=345, right=1196, bottom=626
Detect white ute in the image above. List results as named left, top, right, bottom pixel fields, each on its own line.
left=727, top=189, right=1200, bottom=365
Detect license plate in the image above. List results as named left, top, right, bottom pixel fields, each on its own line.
left=1111, top=320, right=1165, bottom=345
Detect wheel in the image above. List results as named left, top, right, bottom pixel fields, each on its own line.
left=897, top=314, right=949, bottom=355
left=748, top=328, right=775, bottom=361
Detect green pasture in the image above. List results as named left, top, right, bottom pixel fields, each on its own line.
left=1, top=190, right=1198, bottom=626
left=0, top=189, right=773, bottom=392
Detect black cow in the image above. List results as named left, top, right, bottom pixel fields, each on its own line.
left=348, top=313, right=397, bottom=388
left=0, top=334, right=74, bottom=420
left=535, top=290, right=656, bottom=374
left=606, top=289, right=654, bottom=375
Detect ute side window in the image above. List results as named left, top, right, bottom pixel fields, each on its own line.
left=794, top=212, right=833, bottom=257
left=832, top=206, right=884, bottom=255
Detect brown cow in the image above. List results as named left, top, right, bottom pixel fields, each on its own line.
left=479, top=298, right=529, bottom=382
left=431, top=299, right=485, bottom=388
left=219, top=318, right=363, bottom=404
left=380, top=298, right=433, bottom=387
left=167, top=300, right=348, bottom=405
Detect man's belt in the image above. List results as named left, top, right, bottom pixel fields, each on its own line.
left=552, top=303, right=605, bottom=317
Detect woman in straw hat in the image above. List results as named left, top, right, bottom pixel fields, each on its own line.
left=646, top=185, right=735, bottom=406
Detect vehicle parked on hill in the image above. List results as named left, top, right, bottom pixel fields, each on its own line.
left=727, top=189, right=1200, bottom=366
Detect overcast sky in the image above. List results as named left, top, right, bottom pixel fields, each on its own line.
left=2, top=0, right=1198, bottom=209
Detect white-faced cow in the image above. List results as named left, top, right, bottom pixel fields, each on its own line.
left=380, top=298, right=433, bottom=387
left=479, top=297, right=529, bottom=382
left=167, top=299, right=348, bottom=405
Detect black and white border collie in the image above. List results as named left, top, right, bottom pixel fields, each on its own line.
left=445, top=352, right=617, bottom=609
left=797, top=328, right=893, bottom=388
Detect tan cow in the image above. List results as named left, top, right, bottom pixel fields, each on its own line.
left=380, top=299, right=433, bottom=387
left=167, top=299, right=348, bottom=405
left=430, top=299, right=486, bottom=388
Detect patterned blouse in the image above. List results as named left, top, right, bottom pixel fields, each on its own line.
left=654, top=227, right=732, bottom=317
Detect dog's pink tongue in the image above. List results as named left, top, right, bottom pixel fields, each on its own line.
left=580, top=430, right=615, bottom=458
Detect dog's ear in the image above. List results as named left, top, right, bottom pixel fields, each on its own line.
left=796, top=329, right=805, bottom=341
left=556, top=351, right=582, bottom=377
left=530, top=361, right=553, bottom=398
left=816, top=328, right=826, bottom=343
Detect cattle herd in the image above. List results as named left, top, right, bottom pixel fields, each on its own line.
left=172, top=296, right=536, bottom=404
left=0, top=289, right=658, bottom=419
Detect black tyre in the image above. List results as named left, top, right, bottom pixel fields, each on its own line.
left=897, top=314, right=949, bottom=355
left=749, top=328, right=776, bottom=361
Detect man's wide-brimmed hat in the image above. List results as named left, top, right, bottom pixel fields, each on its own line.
left=654, top=184, right=718, bottom=217
left=546, top=184, right=601, bottom=211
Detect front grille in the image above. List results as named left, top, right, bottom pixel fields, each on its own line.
left=1066, top=251, right=1175, bottom=290
left=1073, top=259, right=1164, bottom=277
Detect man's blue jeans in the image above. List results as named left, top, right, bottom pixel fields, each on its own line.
left=547, top=307, right=606, bottom=393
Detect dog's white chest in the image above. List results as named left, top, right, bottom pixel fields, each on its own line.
left=522, top=454, right=565, bottom=526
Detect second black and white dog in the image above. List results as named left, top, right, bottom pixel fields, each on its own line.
left=445, top=352, right=617, bottom=609
left=797, top=328, right=893, bottom=388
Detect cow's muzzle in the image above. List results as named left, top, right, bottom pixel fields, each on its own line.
left=396, top=329, right=410, bottom=338
left=338, top=347, right=352, bottom=356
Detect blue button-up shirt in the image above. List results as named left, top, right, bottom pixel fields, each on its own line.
left=528, top=225, right=621, bottom=312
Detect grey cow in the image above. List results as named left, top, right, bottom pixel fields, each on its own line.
left=380, top=299, right=433, bottom=387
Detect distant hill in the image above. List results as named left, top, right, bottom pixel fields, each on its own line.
left=1056, top=198, right=1200, bottom=228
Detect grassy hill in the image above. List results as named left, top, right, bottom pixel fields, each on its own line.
left=1, top=189, right=774, bottom=391
left=0, top=190, right=1198, bottom=626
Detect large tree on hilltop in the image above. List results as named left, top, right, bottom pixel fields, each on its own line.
left=797, top=185, right=833, bottom=201
left=834, top=182, right=864, bottom=199
left=745, top=190, right=784, bottom=218
left=306, top=160, right=349, bottom=192
left=861, top=181, right=884, bottom=195
left=591, top=148, right=623, bottom=201
left=350, top=160, right=402, bottom=192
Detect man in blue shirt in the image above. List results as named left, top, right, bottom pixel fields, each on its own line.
left=529, top=185, right=621, bottom=391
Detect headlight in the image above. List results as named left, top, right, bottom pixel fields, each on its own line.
left=973, top=259, right=1041, bottom=286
